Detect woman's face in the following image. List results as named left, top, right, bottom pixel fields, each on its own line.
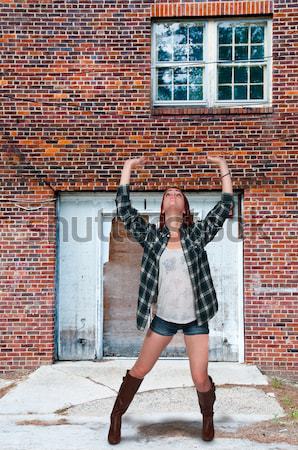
left=162, top=188, right=185, bottom=217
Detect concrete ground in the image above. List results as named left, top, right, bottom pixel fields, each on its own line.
left=0, top=359, right=297, bottom=450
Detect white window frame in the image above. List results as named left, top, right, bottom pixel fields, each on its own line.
left=151, top=17, right=272, bottom=108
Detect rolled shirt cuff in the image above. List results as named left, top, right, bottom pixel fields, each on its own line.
left=221, top=192, right=234, bottom=208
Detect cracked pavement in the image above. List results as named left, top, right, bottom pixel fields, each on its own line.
left=0, top=360, right=297, bottom=450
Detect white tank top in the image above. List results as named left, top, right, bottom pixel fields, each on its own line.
left=156, top=246, right=196, bottom=323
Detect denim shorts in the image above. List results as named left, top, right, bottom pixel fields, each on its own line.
left=149, top=315, right=209, bottom=336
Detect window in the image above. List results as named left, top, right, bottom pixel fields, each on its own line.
left=151, top=18, right=272, bottom=108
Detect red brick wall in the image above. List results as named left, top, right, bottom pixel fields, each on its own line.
left=1, top=0, right=297, bottom=380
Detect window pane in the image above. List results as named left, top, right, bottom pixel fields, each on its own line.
left=174, top=85, right=187, bottom=100
left=250, top=84, right=263, bottom=99
left=157, top=35, right=172, bottom=48
left=173, top=24, right=187, bottom=45
left=158, top=43, right=172, bottom=61
left=250, top=66, right=264, bottom=83
left=158, top=68, right=172, bottom=84
left=156, top=24, right=172, bottom=61
left=234, top=66, right=248, bottom=83
left=219, top=46, right=232, bottom=60
left=251, top=26, right=264, bottom=43
left=156, top=23, right=172, bottom=40
left=218, top=66, right=232, bottom=84
left=174, top=67, right=187, bottom=84
left=189, top=85, right=203, bottom=100
left=173, top=45, right=187, bottom=61
left=251, top=45, right=264, bottom=60
left=235, top=26, right=248, bottom=44
left=158, top=85, right=172, bottom=101
left=219, top=26, right=232, bottom=44
left=189, top=45, right=203, bottom=61
left=189, top=67, right=203, bottom=84
left=189, top=25, right=203, bottom=44
left=235, top=45, right=248, bottom=60
left=234, top=85, right=247, bottom=99
left=218, top=85, right=232, bottom=100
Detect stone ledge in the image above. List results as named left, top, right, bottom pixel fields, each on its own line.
left=151, top=106, right=273, bottom=115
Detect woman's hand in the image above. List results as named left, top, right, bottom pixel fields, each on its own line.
left=120, top=156, right=149, bottom=185
left=206, top=155, right=227, bottom=167
left=125, top=156, right=149, bottom=170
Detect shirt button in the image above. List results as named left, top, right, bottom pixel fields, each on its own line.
left=167, top=234, right=170, bottom=237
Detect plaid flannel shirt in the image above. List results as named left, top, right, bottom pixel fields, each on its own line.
left=115, top=184, right=234, bottom=331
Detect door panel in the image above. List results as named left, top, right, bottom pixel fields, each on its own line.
left=57, top=197, right=100, bottom=360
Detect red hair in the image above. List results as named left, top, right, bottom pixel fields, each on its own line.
left=159, top=186, right=194, bottom=230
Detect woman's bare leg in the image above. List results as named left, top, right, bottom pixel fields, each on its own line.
left=129, top=328, right=173, bottom=379
left=183, top=334, right=211, bottom=392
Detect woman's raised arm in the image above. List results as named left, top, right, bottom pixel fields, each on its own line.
left=190, top=155, right=234, bottom=248
left=119, top=156, right=148, bottom=186
left=116, top=156, right=151, bottom=248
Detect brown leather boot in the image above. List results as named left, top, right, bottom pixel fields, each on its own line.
left=108, top=369, right=144, bottom=445
left=196, top=375, right=216, bottom=441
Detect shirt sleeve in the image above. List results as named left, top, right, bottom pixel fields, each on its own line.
left=115, top=183, right=153, bottom=248
left=190, top=192, right=234, bottom=248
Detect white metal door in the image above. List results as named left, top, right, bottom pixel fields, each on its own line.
left=56, top=196, right=102, bottom=359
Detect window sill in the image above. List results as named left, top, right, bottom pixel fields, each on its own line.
left=151, top=105, right=273, bottom=115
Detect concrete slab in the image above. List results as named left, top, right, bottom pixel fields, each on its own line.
left=0, top=365, right=113, bottom=415
left=0, top=360, right=294, bottom=450
left=0, top=360, right=270, bottom=415
left=52, top=359, right=269, bottom=388
left=66, top=385, right=285, bottom=420
left=0, top=412, right=296, bottom=450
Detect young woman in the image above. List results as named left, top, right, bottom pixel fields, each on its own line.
left=108, top=155, right=234, bottom=445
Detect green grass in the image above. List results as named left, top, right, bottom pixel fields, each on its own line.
left=282, top=395, right=294, bottom=407
left=271, top=377, right=283, bottom=389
